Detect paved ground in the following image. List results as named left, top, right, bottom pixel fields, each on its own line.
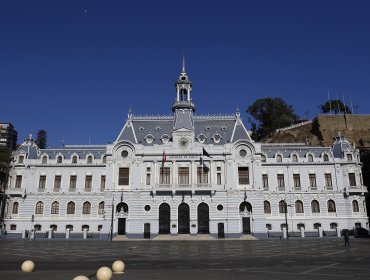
left=0, top=237, right=370, bottom=279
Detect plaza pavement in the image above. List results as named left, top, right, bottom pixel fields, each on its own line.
left=0, top=237, right=369, bottom=279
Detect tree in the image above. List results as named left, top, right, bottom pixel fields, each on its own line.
left=35, top=130, right=47, bottom=149
left=320, top=99, right=352, bottom=114
left=247, top=98, right=299, bottom=140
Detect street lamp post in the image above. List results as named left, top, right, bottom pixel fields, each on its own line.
left=110, top=195, right=114, bottom=241
left=284, top=200, right=292, bottom=239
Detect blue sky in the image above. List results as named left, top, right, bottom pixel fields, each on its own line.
left=1, top=0, right=370, bottom=147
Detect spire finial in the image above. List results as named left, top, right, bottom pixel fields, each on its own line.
left=182, top=55, right=186, bottom=73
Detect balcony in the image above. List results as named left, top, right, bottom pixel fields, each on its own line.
left=153, top=183, right=218, bottom=194
left=6, top=187, right=26, bottom=197
left=346, top=185, right=367, bottom=196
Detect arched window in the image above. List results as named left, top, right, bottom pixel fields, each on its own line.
left=34, top=224, right=42, bottom=231
left=67, top=201, right=75, bottom=215
left=98, top=202, right=105, bottom=215
left=330, top=222, right=337, bottom=229
left=51, top=201, right=59, bottom=214
left=12, top=202, right=19, bottom=214
left=323, top=154, right=329, bottom=162
left=295, top=200, right=304, bottom=213
left=266, top=224, right=272, bottom=230
left=87, top=156, right=93, bottom=164
left=313, top=222, right=321, bottom=229
left=82, top=202, right=91, bottom=214
left=50, top=224, right=57, bottom=231
left=82, top=225, right=89, bottom=231
left=239, top=202, right=252, bottom=213
left=98, top=225, right=103, bottom=231
left=57, top=155, right=63, bottom=163
left=307, top=154, right=313, bottom=162
left=279, top=200, right=286, bottom=213
left=292, top=154, right=298, bottom=162
left=327, top=200, right=336, bottom=213
left=297, top=223, right=305, bottom=230
left=42, top=156, right=48, bottom=164
left=66, top=224, right=73, bottom=231
left=102, top=155, right=107, bottom=163
left=72, top=156, right=78, bottom=164
left=35, top=201, right=44, bottom=214
left=261, top=155, right=266, bottom=162
left=311, top=200, right=320, bottom=213
left=352, top=200, right=359, bottom=212
left=264, top=201, right=271, bottom=214
left=276, top=155, right=282, bottom=163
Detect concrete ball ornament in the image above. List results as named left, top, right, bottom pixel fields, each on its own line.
left=112, top=260, right=125, bottom=273
left=21, top=260, right=35, bottom=272
left=96, top=266, right=113, bottom=280
left=73, top=276, right=89, bottom=280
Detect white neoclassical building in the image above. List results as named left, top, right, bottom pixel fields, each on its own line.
left=4, top=64, right=368, bottom=239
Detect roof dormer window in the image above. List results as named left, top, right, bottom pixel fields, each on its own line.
left=145, top=134, right=154, bottom=144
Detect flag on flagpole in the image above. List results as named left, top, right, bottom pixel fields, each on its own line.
left=199, top=156, right=203, bottom=167
left=203, top=148, right=211, bottom=158
left=162, top=150, right=166, bottom=165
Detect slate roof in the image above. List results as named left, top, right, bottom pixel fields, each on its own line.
left=116, top=114, right=252, bottom=145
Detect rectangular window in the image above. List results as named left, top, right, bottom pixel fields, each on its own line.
left=325, top=173, right=332, bottom=188
left=347, top=154, right=353, bottom=161
left=238, top=167, right=249, bottom=185
left=262, top=174, right=269, bottom=190
left=178, top=167, right=189, bottom=185
left=85, top=175, right=92, bottom=191
left=309, top=174, right=317, bottom=188
left=277, top=174, right=285, bottom=189
left=39, top=175, right=46, bottom=190
left=197, top=167, right=209, bottom=184
left=293, top=174, right=301, bottom=189
left=69, top=175, right=77, bottom=191
left=146, top=167, right=151, bottom=185
left=349, top=173, right=356, bottom=186
left=118, top=168, right=129, bottom=185
left=15, top=175, right=22, bottom=188
left=217, top=167, right=222, bottom=185
left=54, top=175, right=61, bottom=191
left=159, top=167, right=170, bottom=185
left=18, top=156, right=24, bottom=163
left=100, top=175, right=106, bottom=191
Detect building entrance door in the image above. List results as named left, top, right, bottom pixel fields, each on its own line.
left=198, top=203, right=209, bottom=234
left=118, top=218, right=126, bottom=235
left=159, top=203, right=170, bottom=234
left=178, top=203, right=190, bottom=234
left=144, top=223, right=150, bottom=239
left=218, top=223, right=225, bottom=238
left=242, top=217, right=251, bottom=234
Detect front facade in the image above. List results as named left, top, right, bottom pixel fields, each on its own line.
left=3, top=66, right=368, bottom=239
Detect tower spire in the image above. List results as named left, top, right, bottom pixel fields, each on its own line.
left=182, top=55, right=186, bottom=73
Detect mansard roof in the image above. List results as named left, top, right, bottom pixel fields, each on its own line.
left=261, top=143, right=331, bottom=158
left=115, top=114, right=252, bottom=145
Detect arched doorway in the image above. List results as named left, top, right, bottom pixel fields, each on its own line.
left=159, top=203, right=170, bottom=234
left=178, top=203, right=190, bottom=234
left=198, top=203, right=209, bottom=234
left=239, top=202, right=252, bottom=234
left=116, top=202, right=128, bottom=235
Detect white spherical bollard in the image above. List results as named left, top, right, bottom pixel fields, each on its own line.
left=96, top=266, right=113, bottom=280
left=21, top=260, right=35, bottom=272
left=112, top=260, right=125, bottom=274
left=73, top=276, right=89, bottom=280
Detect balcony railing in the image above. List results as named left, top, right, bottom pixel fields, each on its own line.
left=6, top=187, right=26, bottom=197
left=154, top=183, right=216, bottom=191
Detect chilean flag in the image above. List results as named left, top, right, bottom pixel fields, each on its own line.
left=162, top=150, right=167, bottom=165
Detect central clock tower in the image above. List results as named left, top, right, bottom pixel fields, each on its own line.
left=172, top=58, right=195, bottom=150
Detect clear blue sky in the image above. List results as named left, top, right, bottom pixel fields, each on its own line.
left=1, top=0, right=370, bottom=147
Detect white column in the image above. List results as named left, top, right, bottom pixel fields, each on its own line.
left=83, top=229, right=88, bottom=239
left=66, top=229, right=70, bottom=239
left=283, top=227, right=287, bottom=239
left=48, top=229, right=52, bottom=239
left=22, top=229, right=26, bottom=239
left=319, top=226, right=323, bottom=238
left=300, top=227, right=305, bottom=238
left=337, top=228, right=341, bottom=237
